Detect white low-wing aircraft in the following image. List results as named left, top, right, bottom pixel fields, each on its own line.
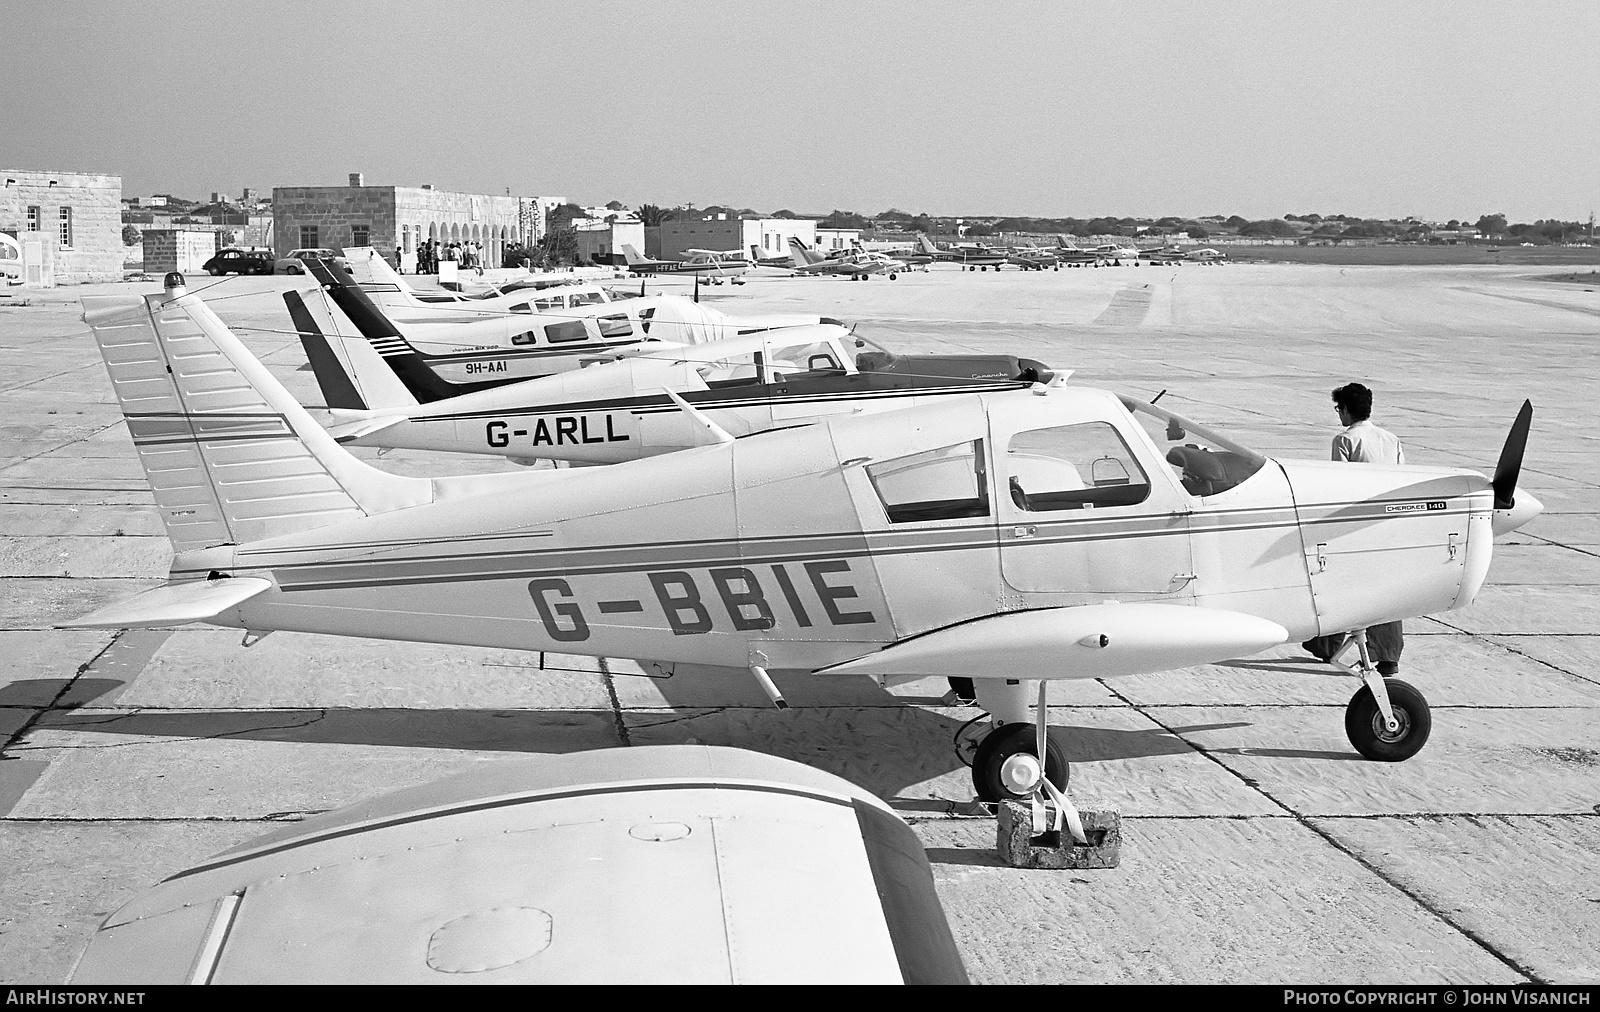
left=289, top=258, right=829, bottom=390
left=70, top=275, right=1542, bottom=827
left=295, top=299, right=1053, bottom=463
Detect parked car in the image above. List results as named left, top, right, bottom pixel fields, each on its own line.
left=201, top=248, right=275, bottom=276
left=276, top=247, right=352, bottom=275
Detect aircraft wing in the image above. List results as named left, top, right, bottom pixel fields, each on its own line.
left=818, top=602, right=1287, bottom=680
left=59, top=578, right=274, bottom=630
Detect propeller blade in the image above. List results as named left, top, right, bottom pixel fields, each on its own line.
left=1492, top=400, right=1534, bottom=510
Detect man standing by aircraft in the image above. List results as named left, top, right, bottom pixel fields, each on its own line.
left=1306, top=382, right=1407, bottom=673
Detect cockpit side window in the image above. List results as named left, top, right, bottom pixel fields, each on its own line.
left=569, top=292, right=605, bottom=307
left=867, top=440, right=989, bottom=523
left=1006, top=422, right=1150, bottom=511
left=597, top=314, right=633, bottom=338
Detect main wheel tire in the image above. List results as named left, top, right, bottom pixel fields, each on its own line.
left=972, top=722, right=1068, bottom=803
left=1345, top=678, right=1431, bottom=761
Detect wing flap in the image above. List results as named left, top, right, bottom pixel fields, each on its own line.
left=58, top=578, right=273, bottom=630
left=819, top=603, right=1287, bottom=681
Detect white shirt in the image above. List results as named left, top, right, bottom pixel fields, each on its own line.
left=1333, top=420, right=1405, bottom=464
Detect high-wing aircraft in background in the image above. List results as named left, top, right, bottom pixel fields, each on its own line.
left=787, top=238, right=907, bottom=280
left=620, top=245, right=750, bottom=284
left=1185, top=247, right=1228, bottom=263
left=70, top=273, right=1543, bottom=837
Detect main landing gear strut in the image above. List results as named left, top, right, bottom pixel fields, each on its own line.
left=1323, top=629, right=1432, bottom=760
left=963, top=678, right=1088, bottom=844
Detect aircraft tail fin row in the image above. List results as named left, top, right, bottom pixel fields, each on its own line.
left=300, top=259, right=464, bottom=404
left=286, top=288, right=422, bottom=412
left=620, top=244, right=647, bottom=265
left=81, top=279, right=433, bottom=554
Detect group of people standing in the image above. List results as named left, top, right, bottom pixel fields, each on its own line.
left=405, top=239, right=486, bottom=275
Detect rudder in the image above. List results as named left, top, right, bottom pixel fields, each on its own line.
left=82, top=278, right=432, bottom=554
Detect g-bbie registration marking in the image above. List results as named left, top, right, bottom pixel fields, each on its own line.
left=526, top=560, right=877, bottom=642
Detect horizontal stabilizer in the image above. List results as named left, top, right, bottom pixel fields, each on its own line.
left=819, top=603, right=1288, bottom=681
left=59, top=578, right=273, bottom=629
left=326, top=414, right=406, bottom=443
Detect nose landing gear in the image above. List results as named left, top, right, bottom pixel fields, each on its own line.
left=1325, top=629, right=1432, bottom=761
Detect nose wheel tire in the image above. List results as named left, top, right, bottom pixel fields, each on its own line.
left=972, top=722, right=1068, bottom=803
left=1345, top=678, right=1431, bottom=761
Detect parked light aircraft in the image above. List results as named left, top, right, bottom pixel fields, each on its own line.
left=344, top=248, right=611, bottom=323
left=1005, top=246, right=1060, bottom=271
left=1051, top=237, right=1107, bottom=266
left=290, top=259, right=828, bottom=391
left=787, top=238, right=906, bottom=280
left=620, top=245, right=749, bottom=283
left=71, top=274, right=1542, bottom=829
left=1134, top=244, right=1189, bottom=264
left=72, top=746, right=968, bottom=984
left=921, top=238, right=1009, bottom=271
left=748, top=244, right=798, bottom=268
left=1186, top=247, right=1228, bottom=263
left=295, top=300, right=1052, bottom=464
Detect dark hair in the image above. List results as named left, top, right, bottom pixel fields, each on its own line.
left=1332, top=382, right=1373, bottom=421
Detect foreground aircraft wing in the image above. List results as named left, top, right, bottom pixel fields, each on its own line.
left=819, top=602, right=1288, bottom=680
left=59, top=577, right=274, bottom=630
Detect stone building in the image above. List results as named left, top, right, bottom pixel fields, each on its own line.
left=0, top=169, right=123, bottom=283
left=273, top=174, right=564, bottom=271
left=142, top=230, right=219, bottom=275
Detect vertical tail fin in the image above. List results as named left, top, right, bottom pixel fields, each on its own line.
left=82, top=277, right=433, bottom=553
left=284, top=289, right=420, bottom=413
left=789, top=237, right=823, bottom=267
left=620, top=244, right=648, bottom=265
left=917, top=233, right=940, bottom=255
left=301, top=259, right=469, bottom=404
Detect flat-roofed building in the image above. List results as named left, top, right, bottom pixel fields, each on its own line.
left=656, top=216, right=817, bottom=261
left=273, top=175, right=564, bottom=271
left=0, top=169, right=123, bottom=284
left=574, top=217, right=645, bottom=265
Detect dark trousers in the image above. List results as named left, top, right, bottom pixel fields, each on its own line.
left=1306, top=621, right=1404, bottom=665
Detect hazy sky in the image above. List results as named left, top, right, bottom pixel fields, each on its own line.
left=4, top=1, right=1596, bottom=222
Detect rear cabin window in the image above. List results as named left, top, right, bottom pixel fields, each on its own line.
left=1006, top=422, right=1150, bottom=511
left=510, top=302, right=533, bottom=314
left=597, top=314, right=633, bottom=338
left=534, top=296, right=565, bottom=311
left=569, top=292, right=605, bottom=307
left=545, top=320, right=589, bottom=343
left=867, top=440, right=989, bottom=523
left=511, top=331, right=538, bottom=346
left=638, top=307, right=656, bottom=334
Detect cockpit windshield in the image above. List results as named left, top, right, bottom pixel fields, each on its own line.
left=1119, top=395, right=1267, bottom=497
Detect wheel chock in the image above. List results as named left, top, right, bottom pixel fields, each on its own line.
left=997, top=802, right=1121, bottom=869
